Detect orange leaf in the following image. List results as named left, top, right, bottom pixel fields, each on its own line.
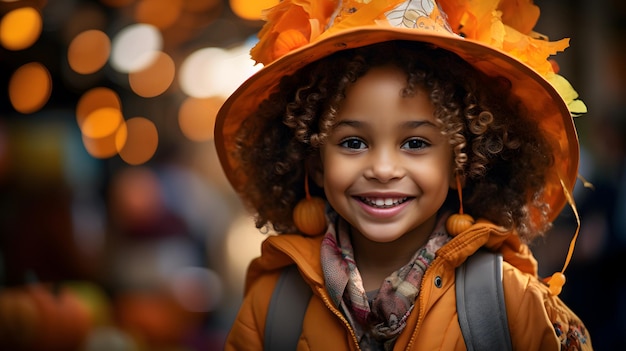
left=498, top=0, right=540, bottom=35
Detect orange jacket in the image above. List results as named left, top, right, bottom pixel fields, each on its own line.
left=225, top=220, right=593, bottom=350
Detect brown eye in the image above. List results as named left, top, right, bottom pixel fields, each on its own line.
left=401, top=138, right=429, bottom=150
left=340, top=138, right=366, bottom=150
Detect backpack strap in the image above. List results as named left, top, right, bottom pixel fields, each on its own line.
left=264, top=265, right=312, bottom=351
left=456, top=249, right=513, bottom=351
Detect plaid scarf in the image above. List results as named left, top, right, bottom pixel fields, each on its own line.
left=321, top=213, right=450, bottom=350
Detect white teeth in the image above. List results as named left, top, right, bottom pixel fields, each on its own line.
left=361, top=197, right=407, bottom=208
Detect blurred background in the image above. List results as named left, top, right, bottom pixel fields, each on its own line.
left=0, top=0, right=623, bottom=350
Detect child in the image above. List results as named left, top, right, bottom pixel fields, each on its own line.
left=215, top=0, right=593, bottom=350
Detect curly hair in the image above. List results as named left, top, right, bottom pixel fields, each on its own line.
left=233, top=41, right=554, bottom=242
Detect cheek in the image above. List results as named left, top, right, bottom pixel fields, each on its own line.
left=419, top=155, right=455, bottom=190
left=321, top=156, right=350, bottom=189
left=320, top=149, right=357, bottom=199
left=321, top=166, right=346, bottom=209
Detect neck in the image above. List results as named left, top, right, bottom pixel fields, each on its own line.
left=351, top=215, right=438, bottom=291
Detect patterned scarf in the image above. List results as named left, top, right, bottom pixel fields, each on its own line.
left=321, top=213, right=450, bottom=350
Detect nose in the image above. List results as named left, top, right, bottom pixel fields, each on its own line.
left=363, top=148, right=405, bottom=183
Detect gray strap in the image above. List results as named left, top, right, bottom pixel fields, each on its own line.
left=456, top=250, right=512, bottom=351
left=264, top=265, right=312, bottom=351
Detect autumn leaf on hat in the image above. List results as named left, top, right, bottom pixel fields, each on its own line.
left=250, top=0, right=338, bottom=65
left=248, top=0, right=585, bottom=115
left=440, top=0, right=586, bottom=115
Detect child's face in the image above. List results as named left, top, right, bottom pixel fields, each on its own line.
left=319, top=65, right=455, bottom=243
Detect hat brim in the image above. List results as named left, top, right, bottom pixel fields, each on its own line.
left=214, top=26, right=579, bottom=223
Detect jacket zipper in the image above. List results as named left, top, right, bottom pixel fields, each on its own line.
left=404, top=256, right=443, bottom=350
left=317, top=286, right=362, bottom=351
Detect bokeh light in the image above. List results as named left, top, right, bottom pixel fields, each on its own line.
left=134, top=0, right=183, bottom=30
left=82, top=121, right=128, bottom=159
left=110, top=23, right=162, bottom=73
left=76, top=87, right=122, bottom=128
left=0, top=7, right=42, bottom=50
left=80, top=107, right=128, bottom=159
left=178, top=44, right=260, bottom=98
left=229, top=0, right=278, bottom=20
left=76, top=87, right=122, bottom=129
left=128, top=51, right=175, bottom=98
left=179, top=47, right=229, bottom=98
left=178, top=96, right=223, bottom=142
left=8, top=62, right=51, bottom=114
left=81, top=107, right=124, bottom=139
left=68, top=30, right=111, bottom=75
left=117, top=117, right=158, bottom=165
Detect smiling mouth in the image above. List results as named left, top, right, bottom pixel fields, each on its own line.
left=359, top=197, right=409, bottom=208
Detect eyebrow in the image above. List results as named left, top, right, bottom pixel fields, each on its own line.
left=400, top=120, right=438, bottom=129
left=333, top=119, right=437, bottom=129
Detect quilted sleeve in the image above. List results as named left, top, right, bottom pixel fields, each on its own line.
left=502, top=262, right=593, bottom=351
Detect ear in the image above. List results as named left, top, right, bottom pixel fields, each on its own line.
left=306, top=154, right=324, bottom=188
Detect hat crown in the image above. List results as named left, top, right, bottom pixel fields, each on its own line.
left=382, top=0, right=450, bottom=30
left=252, top=0, right=455, bottom=65
left=250, top=0, right=585, bottom=116
left=328, top=0, right=452, bottom=33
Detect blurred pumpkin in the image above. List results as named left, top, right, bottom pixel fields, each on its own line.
left=0, top=287, right=38, bottom=350
left=114, top=290, right=202, bottom=347
left=65, top=281, right=112, bottom=327
left=0, top=283, right=92, bottom=351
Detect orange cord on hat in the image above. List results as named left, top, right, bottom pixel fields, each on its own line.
left=544, top=176, right=588, bottom=296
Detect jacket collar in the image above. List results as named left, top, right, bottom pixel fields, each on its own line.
left=437, top=219, right=538, bottom=276
left=244, top=218, right=539, bottom=296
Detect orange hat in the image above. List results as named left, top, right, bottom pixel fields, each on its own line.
left=214, top=0, right=586, bottom=224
